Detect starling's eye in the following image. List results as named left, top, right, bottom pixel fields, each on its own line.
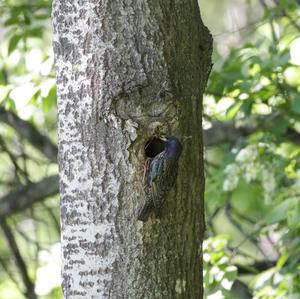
left=144, top=137, right=165, bottom=158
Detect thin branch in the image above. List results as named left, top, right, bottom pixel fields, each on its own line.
left=40, top=201, right=60, bottom=234
left=0, top=219, right=37, bottom=299
left=225, top=199, right=268, bottom=258
left=259, top=0, right=279, bottom=42
left=272, top=0, right=300, bottom=32
left=203, top=120, right=300, bottom=147
left=0, top=107, right=57, bottom=163
left=236, top=260, right=276, bottom=275
left=231, top=204, right=257, bottom=224
left=0, top=175, right=59, bottom=218
left=203, top=121, right=254, bottom=146
left=265, top=233, right=280, bottom=258
left=282, top=11, right=300, bottom=32
left=0, top=256, right=21, bottom=290
left=0, top=136, right=29, bottom=184
left=205, top=206, right=221, bottom=234
left=212, top=19, right=267, bottom=38
left=15, top=226, right=48, bottom=247
left=228, top=246, right=257, bottom=260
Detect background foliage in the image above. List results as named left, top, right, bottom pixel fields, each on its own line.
left=203, top=0, right=300, bottom=298
left=0, top=0, right=299, bottom=298
left=0, top=0, right=59, bottom=298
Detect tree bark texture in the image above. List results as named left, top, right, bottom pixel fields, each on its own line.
left=52, top=1, right=212, bottom=298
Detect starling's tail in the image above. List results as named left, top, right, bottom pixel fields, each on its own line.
left=137, top=201, right=153, bottom=222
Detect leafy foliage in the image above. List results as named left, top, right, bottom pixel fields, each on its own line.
left=203, top=236, right=237, bottom=298
left=204, top=1, right=300, bottom=298
left=0, top=1, right=59, bottom=298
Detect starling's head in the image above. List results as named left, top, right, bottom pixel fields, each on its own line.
left=162, top=136, right=182, bottom=157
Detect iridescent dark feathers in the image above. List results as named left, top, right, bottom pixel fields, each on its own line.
left=138, top=136, right=182, bottom=222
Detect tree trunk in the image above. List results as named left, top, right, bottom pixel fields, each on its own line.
left=52, top=0, right=212, bottom=298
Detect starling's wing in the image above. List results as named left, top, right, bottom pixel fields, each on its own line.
left=150, top=154, right=173, bottom=214
left=153, top=157, right=179, bottom=217
left=145, top=153, right=163, bottom=210
left=138, top=154, right=162, bottom=221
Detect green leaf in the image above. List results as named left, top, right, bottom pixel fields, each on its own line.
left=276, top=253, right=288, bottom=270
left=226, top=101, right=243, bottom=119
left=8, top=34, right=22, bottom=55
left=271, top=116, right=289, bottom=135
left=34, top=14, right=50, bottom=20
left=10, top=6, right=23, bottom=19
left=0, top=86, right=11, bottom=103
left=25, top=27, right=43, bottom=38
left=287, top=202, right=300, bottom=229
left=265, top=197, right=298, bottom=225
left=290, top=95, right=300, bottom=114
left=240, top=100, right=252, bottom=115
left=278, top=51, right=290, bottom=66
left=239, top=81, right=252, bottom=93
left=224, top=267, right=237, bottom=281
left=4, top=17, right=19, bottom=26
left=4, top=98, right=16, bottom=112
left=42, top=86, right=57, bottom=112
left=29, top=90, right=41, bottom=106
left=249, top=55, right=262, bottom=65
left=44, top=286, right=62, bottom=299
left=24, top=13, right=31, bottom=25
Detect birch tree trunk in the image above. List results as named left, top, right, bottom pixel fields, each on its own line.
left=52, top=1, right=212, bottom=298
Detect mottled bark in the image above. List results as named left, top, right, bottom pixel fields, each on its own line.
left=52, top=0, right=212, bottom=298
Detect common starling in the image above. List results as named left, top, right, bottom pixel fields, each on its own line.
left=138, top=136, right=182, bottom=222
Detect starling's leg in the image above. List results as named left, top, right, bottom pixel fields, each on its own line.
left=142, top=158, right=151, bottom=184
left=137, top=158, right=150, bottom=181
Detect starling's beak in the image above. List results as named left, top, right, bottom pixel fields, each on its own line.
left=159, top=136, right=167, bottom=141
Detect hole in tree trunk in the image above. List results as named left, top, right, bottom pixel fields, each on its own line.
left=144, top=137, right=165, bottom=158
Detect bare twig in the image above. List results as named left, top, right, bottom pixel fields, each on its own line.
left=0, top=107, right=57, bottom=163
left=0, top=175, right=59, bottom=218
left=203, top=120, right=300, bottom=147
left=0, top=219, right=37, bottom=299
left=40, top=202, right=60, bottom=234
left=225, top=199, right=268, bottom=258
left=0, top=256, right=21, bottom=289
left=0, top=136, right=30, bottom=184
left=259, top=0, right=279, bottom=42
left=228, top=246, right=257, bottom=260
left=213, top=19, right=267, bottom=38
left=205, top=206, right=221, bottom=235
left=272, top=0, right=300, bottom=32
left=236, top=260, right=276, bottom=275
left=231, top=204, right=257, bottom=224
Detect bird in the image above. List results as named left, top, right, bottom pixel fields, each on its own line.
left=138, top=136, right=182, bottom=222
